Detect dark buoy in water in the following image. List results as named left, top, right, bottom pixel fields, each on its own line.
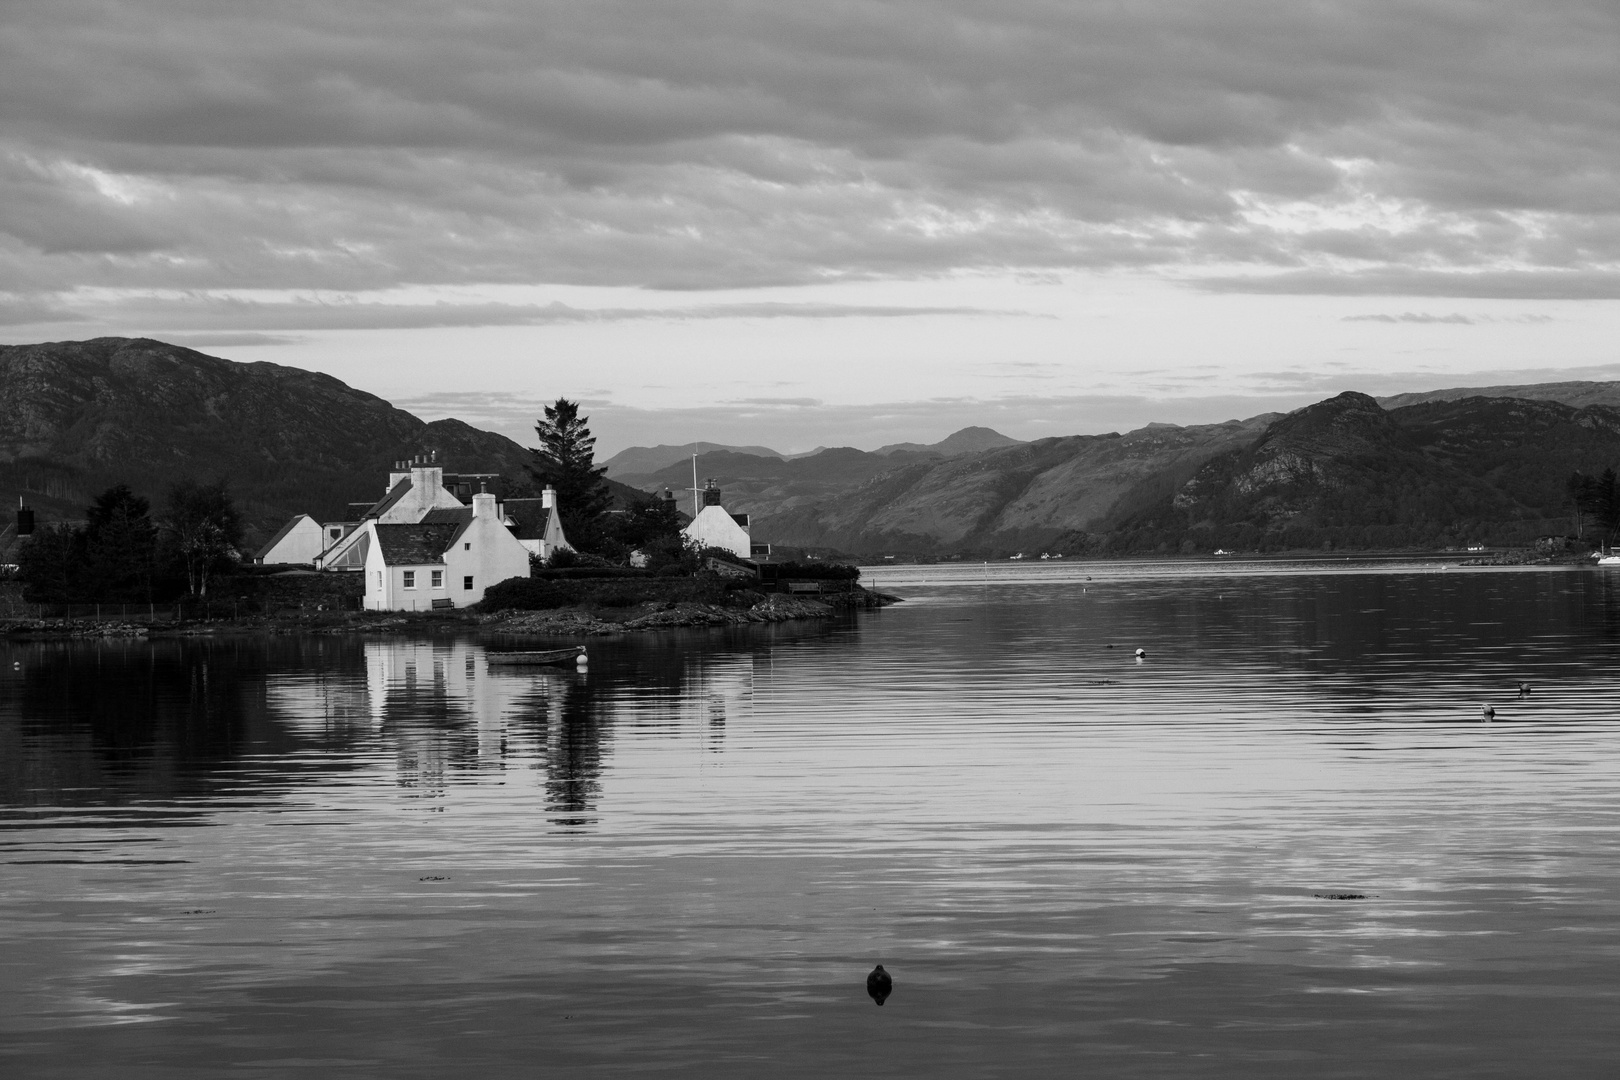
left=867, top=964, right=893, bottom=1006
left=1482, top=703, right=1495, bottom=721
left=1135, top=647, right=1146, bottom=658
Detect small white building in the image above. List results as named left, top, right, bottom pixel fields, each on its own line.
left=254, top=514, right=327, bottom=565
left=501, top=485, right=572, bottom=561
left=361, top=491, right=532, bottom=611
left=682, top=480, right=753, bottom=559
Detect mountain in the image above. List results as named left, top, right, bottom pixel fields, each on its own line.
left=746, top=418, right=1274, bottom=553
left=600, top=441, right=785, bottom=478
left=1378, top=381, right=1620, bottom=411
left=633, top=391, right=1620, bottom=556
left=874, top=426, right=1025, bottom=456
left=0, top=337, right=641, bottom=544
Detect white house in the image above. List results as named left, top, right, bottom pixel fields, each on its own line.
left=682, top=480, right=753, bottom=559
left=501, top=485, right=571, bottom=561
left=362, top=490, right=532, bottom=610
left=254, top=514, right=327, bottom=565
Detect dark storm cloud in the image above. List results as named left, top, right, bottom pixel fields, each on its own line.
left=2, top=0, right=1619, bottom=305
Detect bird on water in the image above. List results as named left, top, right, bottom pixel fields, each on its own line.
left=867, top=964, right=893, bottom=1006
left=1135, top=647, right=1146, bottom=658
left=1482, top=704, right=1495, bottom=720
left=1518, top=682, right=1532, bottom=696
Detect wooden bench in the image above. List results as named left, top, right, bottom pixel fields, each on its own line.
left=431, top=597, right=455, bottom=609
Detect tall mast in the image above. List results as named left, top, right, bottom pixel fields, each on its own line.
left=691, top=453, right=699, bottom=518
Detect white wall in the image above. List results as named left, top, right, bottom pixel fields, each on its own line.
left=260, top=515, right=326, bottom=565
left=445, top=491, right=532, bottom=606
left=683, top=504, right=752, bottom=558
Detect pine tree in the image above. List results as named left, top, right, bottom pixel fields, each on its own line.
left=529, top=399, right=611, bottom=545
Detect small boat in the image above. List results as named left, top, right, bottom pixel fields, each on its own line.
left=1598, top=555, right=1620, bottom=566
left=485, top=646, right=587, bottom=665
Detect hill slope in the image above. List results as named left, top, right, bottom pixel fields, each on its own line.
left=0, top=338, right=638, bottom=543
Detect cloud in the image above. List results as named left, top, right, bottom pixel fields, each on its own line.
left=14, top=292, right=1030, bottom=332
left=1199, top=269, right=1620, bottom=299
left=1341, top=312, right=1556, bottom=325
left=160, top=331, right=304, bottom=347
left=0, top=1, right=1617, bottom=296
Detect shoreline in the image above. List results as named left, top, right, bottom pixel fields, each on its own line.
left=0, top=586, right=900, bottom=641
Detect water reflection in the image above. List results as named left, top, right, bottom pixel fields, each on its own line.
left=7, top=575, right=1620, bottom=1075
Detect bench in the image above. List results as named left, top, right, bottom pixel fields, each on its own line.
left=431, top=597, right=455, bottom=609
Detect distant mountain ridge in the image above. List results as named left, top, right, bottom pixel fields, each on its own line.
left=6, top=337, right=1616, bottom=557
left=0, top=337, right=639, bottom=543
left=604, top=425, right=1025, bottom=484
left=1378, top=381, right=1620, bottom=411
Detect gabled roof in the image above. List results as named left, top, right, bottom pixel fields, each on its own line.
left=361, top=477, right=414, bottom=520
left=373, top=522, right=461, bottom=565
left=254, top=514, right=315, bottom=560
left=421, top=506, right=474, bottom=526
left=501, top=497, right=556, bottom=540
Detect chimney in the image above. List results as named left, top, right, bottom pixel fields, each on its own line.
left=542, top=485, right=557, bottom=510
left=702, top=479, right=723, bottom=507
left=662, top=487, right=675, bottom=502
left=411, top=459, right=443, bottom=503
left=16, top=497, right=33, bottom=537
left=472, top=487, right=497, bottom=519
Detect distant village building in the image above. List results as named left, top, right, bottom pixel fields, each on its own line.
left=361, top=489, right=531, bottom=611
left=682, top=479, right=756, bottom=559
left=255, top=452, right=571, bottom=610
left=253, top=514, right=326, bottom=566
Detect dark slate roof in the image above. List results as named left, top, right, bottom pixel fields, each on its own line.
left=254, top=514, right=310, bottom=561
left=373, top=522, right=461, bottom=566
left=359, top=478, right=413, bottom=520
left=421, top=506, right=474, bottom=526
left=501, top=498, right=555, bottom=540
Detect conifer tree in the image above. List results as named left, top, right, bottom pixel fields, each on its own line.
left=529, top=399, right=611, bottom=545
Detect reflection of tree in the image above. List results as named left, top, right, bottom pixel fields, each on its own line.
left=543, top=680, right=610, bottom=830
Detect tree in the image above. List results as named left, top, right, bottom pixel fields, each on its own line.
left=17, top=523, right=87, bottom=604
left=164, top=479, right=243, bottom=597
left=1569, top=469, right=1620, bottom=549
left=83, top=483, right=159, bottom=601
left=529, top=398, right=612, bottom=548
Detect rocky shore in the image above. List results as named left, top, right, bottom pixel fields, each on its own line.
left=1, top=586, right=899, bottom=640
left=484, top=591, right=887, bottom=637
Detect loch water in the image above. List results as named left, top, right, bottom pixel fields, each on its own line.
left=5, top=561, right=1620, bottom=1078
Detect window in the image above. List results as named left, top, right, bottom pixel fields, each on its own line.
left=464, top=542, right=471, bottom=550
left=431, top=570, right=443, bottom=588
left=375, top=571, right=382, bottom=588
left=330, top=528, right=341, bottom=539
left=463, top=576, right=474, bottom=590
left=402, top=570, right=416, bottom=588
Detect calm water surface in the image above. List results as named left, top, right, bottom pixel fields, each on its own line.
left=5, top=560, right=1620, bottom=1077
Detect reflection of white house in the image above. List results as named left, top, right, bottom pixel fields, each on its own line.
left=361, top=490, right=532, bottom=610
left=682, top=480, right=753, bottom=559
left=253, top=513, right=327, bottom=565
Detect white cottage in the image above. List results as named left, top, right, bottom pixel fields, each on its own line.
left=361, top=490, right=532, bottom=610
left=500, top=485, right=572, bottom=561
left=254, top=513, right=327, bottom=565
left=682, top=480, right=753, bottom=559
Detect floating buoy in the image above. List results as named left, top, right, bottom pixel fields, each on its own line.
left=576, top=651, right=589, bottom=667
left=1518, top=682, right=1532, bottom=696
left=866, top=964, right=893, bottom=1006
left=1135, top=648, right=1146, bottom=658
left=1482, top=704, right=1495, bottom=720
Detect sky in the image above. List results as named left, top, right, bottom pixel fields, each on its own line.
left=3, top=0, right=1619, bottom=456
